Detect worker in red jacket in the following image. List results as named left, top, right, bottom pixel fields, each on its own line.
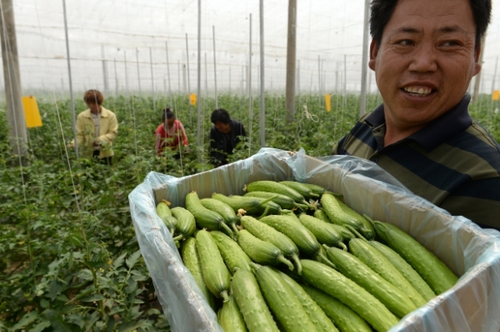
left=155, top=108, right=189, bottom=158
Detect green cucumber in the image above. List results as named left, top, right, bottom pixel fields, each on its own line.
left=232, top=269, right=280, bottom=332
left=171, top=206, right=196, bottom=242
left=302, top=285, right=372, bottom=332
left=244, top=191, right=308, bottom=211
left=217, top=295, right=248, bottom=332
left=279, top=180, right=320, bottom=200
left=369, top=240, right=436, bottom=301
left=299, top=259, right=399, bottom=332
left=298, top=213, right=347, bottom=250
left=186, top=191, right=234, bottom=237
left=278, top=271, right=339, bottom=332
left=241, top=215, right=302, bottom=274
left=210, top=230, right=252, bottom=274
left=156, top=201, right=177, bottom=234
left=324, top=245, right=417, bottom=318
left=258, top=214, right=336, bottom=269
left=201, top=197, right=240, bottom=233
left=195, top=229, right=231, bottom=302
left=237, top=230, right=294, bottom=271
left=320, top=193, right=364, bottom=231
left=245, top=180, right=309, bottom=205
left=212, top=192, right=282, bottom=218
left=180, top=237, right=216, bottom=309
left=349, top=238, right=428, bottom=308
left=372, top=220, right=458, bottom=295
left=254, top=265, right=319, bottom=332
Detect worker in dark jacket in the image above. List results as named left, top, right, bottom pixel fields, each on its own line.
left=209, top=108, right=246, bottom=167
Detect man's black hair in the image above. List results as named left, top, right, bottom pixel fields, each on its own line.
left=211, top=108, right=231, bottom=124
left=369, top=0, right=491, bottom=47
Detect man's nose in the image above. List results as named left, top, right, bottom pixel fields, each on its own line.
left=408, top=42, right=438, bottom=73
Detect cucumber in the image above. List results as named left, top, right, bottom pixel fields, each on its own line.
left=300, top=183, right=328, bottom=197
left=337, top=199, right=375, bottom=240
left=258, top=214, right=336, bottom=269
left=186, top=191, right=234, bottom=237
left=180, top=237, right=216, bottom=309
left=245, top=180, right=309, bottom=205
left=313, top=209, right=331, bottom=223
left=237, top=230, right=294, bottom=271
left=195, top=229, right=231, bottom=302
left=254, top=264, right=319, bottom=332
left=217, top=295, right=248, bottom=332
left=369, top=240, right=436, bottom=301
left=244, top=191, right=308, bottom=211
left=320, top=193, right=364, bottom=231
left=349, top=238, right=428, bottom=308
left=298, top=213, right=347, bottom=250
left=372, top=220, right=458, bottom=295
left=232, top=269, right=280, bottom=332
left=210, top=230, right=252, bottom=274
left=171, top=206, right=196, bottom=242
left=156, top=201, right=177, bottom=234
left=212, top=192, right=282, bottom=218
left=299, top=259, right=399, bottom=332
left=201, top=197, right=240, bottom=233
left=302, top=285, right=372, bottom=332
left=241, top=215, right=302, bottom=274
left=279, top=180, right=320, bottom=200
left=278, top=271, right=339, bottom=332
left=324, top=245, right=417, bottom=318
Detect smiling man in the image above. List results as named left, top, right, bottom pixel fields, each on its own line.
left=333, top=0, right=500, bottom=230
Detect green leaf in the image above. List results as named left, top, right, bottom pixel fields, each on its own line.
left=125, top=250, right=142, bottom=269
left=113, top=252, right=127, bottom=268
left=75, top=269, right=94, bottom=281
left=49, top=279, right=62, bottom=301
left=117, top=320, right=150, bottom=332
left=31, top=320, right=52, bottom=332
left=11, top=311, right=38, bottom=330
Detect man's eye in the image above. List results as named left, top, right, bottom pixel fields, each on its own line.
left=398, top=40, right=414, bottom=46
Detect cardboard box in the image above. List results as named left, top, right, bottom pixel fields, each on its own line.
left=129, top=148, right=500, bottom=332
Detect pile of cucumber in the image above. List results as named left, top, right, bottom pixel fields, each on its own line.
left=155, top=180, right=459, bottom=332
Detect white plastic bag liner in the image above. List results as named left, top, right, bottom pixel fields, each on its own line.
left=129, top=148, right=500, bottom=332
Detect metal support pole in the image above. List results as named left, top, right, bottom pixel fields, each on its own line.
left=259, top=0, right=265, bottom=147
left=61, top=0, right=76, bottom=157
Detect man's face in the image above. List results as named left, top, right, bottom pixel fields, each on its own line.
left=369, top=0, right=481, bottom=139
left=214, top=121, right=231, bottom=134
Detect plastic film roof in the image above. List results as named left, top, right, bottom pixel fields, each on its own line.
left=7, top=0, right=500, bottom=95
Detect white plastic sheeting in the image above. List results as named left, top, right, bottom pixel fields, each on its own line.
left=129, top=148, right=500, bottom=332
left=7, top=0, right=500, bottom=95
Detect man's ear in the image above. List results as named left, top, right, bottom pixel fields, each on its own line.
left=368, top=39, right=378, bottom=71
left=473, top=41, right=482, bottom=76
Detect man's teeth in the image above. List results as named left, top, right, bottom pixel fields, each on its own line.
left=403, top=87, right=432, bottom=96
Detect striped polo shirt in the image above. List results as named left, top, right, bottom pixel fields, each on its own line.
left=334, top=94, right=500, bottom=230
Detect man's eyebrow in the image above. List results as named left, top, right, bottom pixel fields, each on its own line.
left=391, top=25, right=468, bottom=35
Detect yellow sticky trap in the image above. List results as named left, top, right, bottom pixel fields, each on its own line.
left=189, top=93, right=197, bottom=106
left=22, top=95, right=42, bottom=128
left=324, top=94, right=331, bottom=112
left=492, top=90, right=499, bottom=101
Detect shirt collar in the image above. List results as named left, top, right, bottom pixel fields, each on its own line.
left=365, top=94, right=472, bottom=151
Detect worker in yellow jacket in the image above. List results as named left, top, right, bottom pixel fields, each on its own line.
left=68, top=89, right=118, bottom=165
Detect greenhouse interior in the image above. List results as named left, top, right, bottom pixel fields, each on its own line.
left=2, top=0, right=500, bottom=331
